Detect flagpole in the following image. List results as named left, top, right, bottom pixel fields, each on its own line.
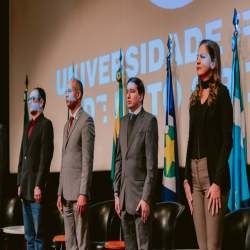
left=23, top=75, right=29, bottom=127
left=162, top=34, right=180, bottom=202
left=228, top=8, right=250, bottom=211
left=118, top=49, right=123, bottom=120
left=68, top=61, right=75, bottom=120
left=111, top=48, right=123, bottom=188
left=166, top=34, right=172, bottom=128
left=231, top=8, right=239, bottom=101
left=166, top=34, right=172, bottom=71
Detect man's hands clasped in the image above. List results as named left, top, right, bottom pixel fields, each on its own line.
left=18, top=185, right=42, bottom=203
left=115, top=195, right=150, bottom=223
left=57, top=194, right=87, bottom=216
left=34, top=187, right=42, bottom=203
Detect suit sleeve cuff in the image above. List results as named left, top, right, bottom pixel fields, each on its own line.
left=142, top=193, right=150, bottom=203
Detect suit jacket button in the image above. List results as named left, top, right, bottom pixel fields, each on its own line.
left=125, top=157, right=128, bottom=160
left=24, top=156, right=26, bottom=159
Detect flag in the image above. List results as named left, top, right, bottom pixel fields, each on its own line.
left=24, top=75, right=29, bottom=126
left=162, top=37, right=180, bottom=202
left=228, top=23, right=250, bottom=211
left=111, top=51, right=124, bottom=188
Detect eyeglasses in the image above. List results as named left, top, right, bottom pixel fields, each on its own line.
left=28, top=97, right=41, bottom=102
left=65, top=89, right=73, bottom=94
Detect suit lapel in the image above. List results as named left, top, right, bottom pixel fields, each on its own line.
left=126, top=108, right=145, bottom=156
left=24, top=113, right=44, bottom=155
left=63, top=121, right=69, bottom=150
left=122, top=114, right=129, bottom=152
left=23, top=121, right=31, bottom=152
left=65, top=107, right=83, bottom=149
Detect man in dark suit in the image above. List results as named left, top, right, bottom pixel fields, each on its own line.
left=57, top=78, right=95, bottom=250
left=17, top=88, right=54, bottom=250
left=0, top=123, right=7, bottom=228
left=114, top=77, right=158, bottom=250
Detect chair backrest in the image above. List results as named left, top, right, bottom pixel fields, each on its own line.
left=172, top=207, right=198, bottom=249
left=2, top=197, right=23, bottom=227
left=109, top=205, right=123, bottom=241
left=47, top=201, right=64, bottom=237
left=89, top=200, right=116, bottom=242
left=152, top=201, right=185, bottom=249
left=0, top=197, right=23, bottom=249
left=223, top=207, right=250, bottom=250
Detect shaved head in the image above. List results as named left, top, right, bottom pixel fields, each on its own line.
left=71, top=78, right=83, bottom=100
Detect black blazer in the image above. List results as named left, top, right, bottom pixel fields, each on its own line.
left=184, top=84, right=233, bottom=193
left=17, top=113, right=54, bottom=202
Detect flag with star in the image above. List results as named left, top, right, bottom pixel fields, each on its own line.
left=228, top=9, right=250, bottom=211
left=162, top=35, right=180, bottom=202
left=111, top=49, right=124, bottom=188
left=24, top=75, right=29, bottom=127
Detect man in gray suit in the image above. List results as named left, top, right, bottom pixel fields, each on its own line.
left=114, top=77, right=158, bottom=250
left=0, top=123, right=7, bottom=228
left=57, top=78, right=95, bottom=250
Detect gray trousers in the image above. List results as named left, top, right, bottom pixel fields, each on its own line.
left=191, top=157, right=229, bottom=250
left=121, top=210, right=152, bottom=250
left=63, top=200, right=90, bottom=250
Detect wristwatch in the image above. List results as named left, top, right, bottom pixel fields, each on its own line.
left=114, top=192, right=119, bottom=197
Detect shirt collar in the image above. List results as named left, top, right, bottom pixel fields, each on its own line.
left=130, top=105, right=142, bottom=116
left=70, top=106, right=81, bottom=119
left=31, top=113, right=42, bottom=123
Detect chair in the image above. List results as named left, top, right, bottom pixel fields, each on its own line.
left=1, top=197, right=23, bottom=227
left=90, top=200, right=121, bottom=250
left=172, top=206, right=198, bottom=249
left=152, top=201, right=185, bottom=250
left=222, top=207, right=250, bottom=250
left=0, top=197, right=23, bottom=250
left=107, top=203, right=123, bottom=241
left=46, top=201, right=64, bottom=250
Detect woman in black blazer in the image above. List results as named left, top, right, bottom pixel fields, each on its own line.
left=184, top=39, right=233, bottom=250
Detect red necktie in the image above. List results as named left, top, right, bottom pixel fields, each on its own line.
left=68, top=116, right=74, bottom=137
left=28, top=120, right=35, bottom=139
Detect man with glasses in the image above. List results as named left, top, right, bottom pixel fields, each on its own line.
left=17, top=88, right=54, bottom=250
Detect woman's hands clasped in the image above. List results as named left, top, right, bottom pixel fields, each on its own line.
left=207, top=183, right=221, bottom=215
left=184, top=180, right=193, bottom=215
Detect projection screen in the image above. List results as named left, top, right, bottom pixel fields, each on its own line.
left=9, top=0, right=250, bottom=172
